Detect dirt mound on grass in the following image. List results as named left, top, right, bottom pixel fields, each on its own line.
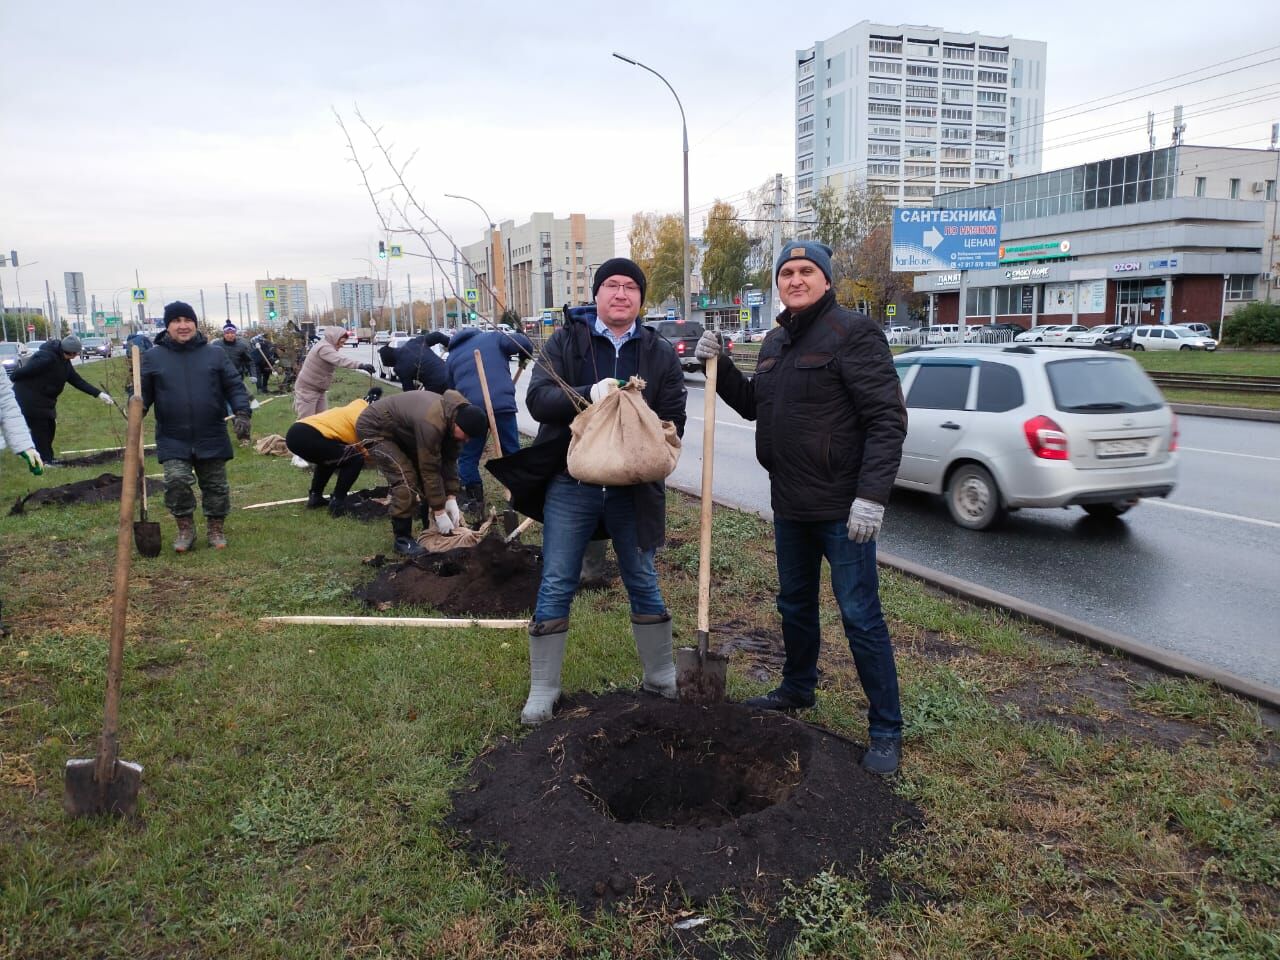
left=447, top=692, right=922, bottom=912
left=10, top=473, right=165, bottom=515
left=355, top=533, right=541, bottom=617
left=337, top=486, right=391, bottom=522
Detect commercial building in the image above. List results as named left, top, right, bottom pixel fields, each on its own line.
left=459, top=213, right=614, bottom=319
left=254, top=278, right=308, bottom=325
left=795, top=21, right=1046, bottom=220
left=912, top=144, right=1280, bottom=328
left=329, top=277, right=387, bottom=325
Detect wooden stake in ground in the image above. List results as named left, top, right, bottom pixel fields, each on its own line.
left=261, top=615, right=528, bottom=629
left=473, top=349, right=518, bottom=532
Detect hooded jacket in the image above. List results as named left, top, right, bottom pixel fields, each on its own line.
left=712, top=290, right=906, bottom=520
left=0, top=370, right=35, bottom=455
left=388, top=332, right=449, bottom=392
left=526, top=311, right=686, bottom=551
left=8, top=339, right=103, bottom=418
left=140, top=330, right=251, bottom=462
left=294, top=327, right=367, bottom=398
left=354, top=389, right=469, bottom=511
left=446, top=328, right=533, bottom=415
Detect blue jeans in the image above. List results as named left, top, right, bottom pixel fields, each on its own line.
left=773, top=517, right=902, bottom=740
left=534, top=476, right=667, bottom=623
left=459, top=410, right=520, bottom=486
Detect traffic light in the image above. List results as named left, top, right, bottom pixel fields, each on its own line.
left=468, top=311, right=477, bottom=322
left=268, top=305, right=277, bottom=320
left=378, top=241, right=387, bottom=260
left=8, top=250, right=16, bottom=267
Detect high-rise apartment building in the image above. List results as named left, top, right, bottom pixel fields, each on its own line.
left=255, top=278, right=308, bottom=325
left=795, top=22, right=1046, bottom=219
left=330, top=277, right=387, bottom=324
left=460, top=212, right=614, bottom=318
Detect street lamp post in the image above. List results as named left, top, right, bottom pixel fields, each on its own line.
left=445, top=193, right=503, bottom=324
left=613, top=52, right=691, bottom=323
left=14, top=261, right=40, bottom=343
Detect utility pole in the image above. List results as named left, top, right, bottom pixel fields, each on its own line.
left=45, top=280, right=54, bottom=332
left=771, top=172, right=784, bottom=321
left=224, top=282, right=231, bottom=323
left=200, top=289, right=207, bottom=323
left=405, top=274, right=412, bottom=334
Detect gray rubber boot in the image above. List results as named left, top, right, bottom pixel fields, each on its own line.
left=632, top=614, right=677, bottom=699
left=521, top=619, right=569, bottom=725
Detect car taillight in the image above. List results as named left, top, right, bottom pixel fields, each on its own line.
left=727, top=339, right=734, bottom=352
left=1169, top=412, right=1179, bottom=452
left=1023, top=415, right=1069, bottom=460
left=676, top=341, right=685, bottom=354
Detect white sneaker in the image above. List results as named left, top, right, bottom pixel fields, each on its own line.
left=291, top=455, right=311, bottom=469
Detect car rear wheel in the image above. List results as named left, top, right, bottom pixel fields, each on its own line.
left=1082, top=501, right=1133, bottom=520
left=1132, top=343, right=1144, bottom=351
left=946, top=464, right=1005, bottom=531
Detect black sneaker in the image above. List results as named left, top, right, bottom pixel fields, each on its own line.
left=306, top=492, right=329, bottom=509
left=861, top=738, right=901, bottom=775
left=743, top=687, right=816, bottom=712
left=393, top=536, right=427, bottom=559
left=328, top=497, right=348, bottom=518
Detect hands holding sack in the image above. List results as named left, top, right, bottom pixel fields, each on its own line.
left=567, top=376, right=681, bottom=486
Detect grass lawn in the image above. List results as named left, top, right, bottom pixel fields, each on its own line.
left=1128, top=350, right=1280, bottom=377
left=2, top=358, right=1278, bottom=958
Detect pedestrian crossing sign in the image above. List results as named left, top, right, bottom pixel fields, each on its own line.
left=263, top=287, right=277, bottom=300
left=740, top=309, right=750, bottom=322
left=131, top=288, right=146, bottom=302
left=389, top=245, right=403, bottom=258
left=465, top=288, right=478, bottom=303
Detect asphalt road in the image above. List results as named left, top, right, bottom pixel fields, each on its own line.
left=512, top=371, right=1280, bottom=688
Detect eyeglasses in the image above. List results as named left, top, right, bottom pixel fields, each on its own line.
left=600, top=280, right=640, bottom=296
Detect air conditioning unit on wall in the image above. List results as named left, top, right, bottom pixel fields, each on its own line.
left=1251, top=181, right=1266, bottom=193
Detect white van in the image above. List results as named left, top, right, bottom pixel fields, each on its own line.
left=1131, top=325, right=1217, bottom=352
left=925, top=324, right=961, bottom=343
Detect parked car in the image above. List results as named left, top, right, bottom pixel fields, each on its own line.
left=886, top=324, right=917, bottom=344
left=964, top=323, right=1025, bottom=343
left=892, top=344, right=1178, bottom=530
left=0, top=341, right=30, bottom=375
left=1098, top=326, right=1135, bottom=349
left=1014, top=324, right=1066, bottom=343
left=1183, top=323, right=1214, bottom=337
left=79, top=336, right=112, bottom=358
left=372, top=331, right=392, bottom=345
left=925, top=324, right=962, bottom=344
left=1072, top=324, right=1124, bottom=346
left=644, top=318, right=710, bottom=372
left=1131, top=325, right=1217, bottom=352
left=1043, top=324, right=1090, bottom=343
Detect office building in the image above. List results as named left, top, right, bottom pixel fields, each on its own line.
left=255, top=278, right=308, bottom=325
left=795, top=21, right=1047, bottom=219
left=912, top=144, right=1279, bottom=327
left=460, top=213, right=614, bottom=318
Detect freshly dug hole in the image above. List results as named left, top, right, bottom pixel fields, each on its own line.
left=10, top=473, right=164, bottom=515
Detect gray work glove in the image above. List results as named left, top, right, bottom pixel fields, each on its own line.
left=847, top=498, right=885, bottom=543
left=434, top=510, right=455, bottom=536
left=97, top=392, right=116, bottom=406
left=359, top=363, right=376, bottom=374
left=694, top=329, right=722, bottom=362
left=589, top=378, right=621, bottom=403
left=444, top=496, right=462, bottom=526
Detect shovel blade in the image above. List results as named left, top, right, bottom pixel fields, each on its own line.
left=134, top=521, right=162, bottom=558
left=675, top=645, right=728, bottom=705
left=502, top=509, right=519, bottom=536
left=62, top=757, right=143, bottom=818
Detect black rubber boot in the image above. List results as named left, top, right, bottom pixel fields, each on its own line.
left=306, top=491, right=328, bottom=509
left=0, top=600, right=9, bottom=638
left=392, top=516, right=426, bottom=558
left=328, top=493, right=348, bottom=518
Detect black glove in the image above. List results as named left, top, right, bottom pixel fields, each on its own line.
left=232, top=413, right=252, bottom=442
left=359, top=363, right=376, bottom=374
left=364, top=386, right=383, bottom=404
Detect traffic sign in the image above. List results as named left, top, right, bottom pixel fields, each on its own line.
left=891, top=207, right=1002, bottom=272
left=263, top=287, right=277, bottom=300
left=27, top=324, right=35, bottom=333
left=104, top=315, right=121, bottom=326
left=94, top=311, right=105, bottom=321
left=886, top=304, right=896, bottom=317
left=745, top=290, right=764, bottom=306
left=464, top=288, right=478, bottom=303
left=132, top=288, right=146, bottom=302
left=389, top=245, right=403, bottom=258
left=739, top=309, right=750, bottom=322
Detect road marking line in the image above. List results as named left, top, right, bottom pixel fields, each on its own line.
left=1146, top=499, right=1280, bottom=529
left=1180, top=446, right=1280, bottom=463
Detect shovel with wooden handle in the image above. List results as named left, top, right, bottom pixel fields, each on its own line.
left=130, top=346, right=162, bottom=557
left=676, top=353, right=729, bottom=705
left=473, top=349, right=519, bottom=535
left=63, top=391, right=144, bottom=817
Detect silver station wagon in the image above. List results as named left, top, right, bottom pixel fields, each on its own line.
left=893, top=344, right=1179, bottom=529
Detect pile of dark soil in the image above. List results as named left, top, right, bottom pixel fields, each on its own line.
left=447, top=692, right=921, bottom=911
left=355, top=533, right=541, bottom=616
left=10, top=473, right=164, bottom=515
left=334, top=486, right=391, bottom=523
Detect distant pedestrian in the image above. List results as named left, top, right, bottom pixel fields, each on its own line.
left=293, top=327, right=375, bottom=418
left=8, top=335, right=116, bottom=464
left=218, top=323, right=253, bottom=380
left=250, top=333, right=279, bottom=393
left=140, top=301, right=253, bottom=552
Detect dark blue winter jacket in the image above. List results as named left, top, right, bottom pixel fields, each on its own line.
left=446, top=328, right=534, bottom=414
left=390, top=333, right=449, bottom=392
left=140, top=330, right=251, bottom=462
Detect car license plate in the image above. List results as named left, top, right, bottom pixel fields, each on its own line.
left=1096, top=438, right=1149, bottom=457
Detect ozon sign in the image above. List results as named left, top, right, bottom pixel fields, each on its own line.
left=1112, top=261, right=1142, bottom=273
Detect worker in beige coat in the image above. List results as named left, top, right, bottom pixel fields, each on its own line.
left=292, top=327, right=375, bottom=418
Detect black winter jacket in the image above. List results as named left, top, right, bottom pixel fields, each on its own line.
left=390, top=334, right=449, bottom=392
left=526, top=313, right=687, bottom=551
left=713, top=290, right=906, bottom=521
left=9, top=339, right=103, bottom=418
left=218, top=336, right=253, bottom=377
left=140, top=330, right=251, bottom=462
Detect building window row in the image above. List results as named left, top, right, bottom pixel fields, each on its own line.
left=941, top=106, right=972, bottom=121
left=906, top=83, right=938, bottom=99
left=977, top=69, right=1008, bottom=84
left=905, top=163, right=936, bottom=178
left=942, top=66, right=973, bottom=81
left=941, top=126, right=970, bottom=141
left=905, top=144, right=935, bottom=158
left=798, top=79, right=814, bottom=97
left=869, top=81, right=901, bottom=97
left=869, top=102, right=901, bottom=117
left=868, top=162, right=900, bottom=175
left=976, top=129, right=1006, bottom=143
left=906, top=123, right=936, bottom=138
left=940, top=165, right=970, bottom=179
left=904, top=184, right=934, bottom=197
left=977, top=89, right=1007, bottom=104
left=979, top=48, right=1009, bottom=64
left=941, top=87, right=973, bottom=104
left=869, top=124, right=901, bottom=138
left=798, top=136, right=814, bottom=153
left=905, top=41, right=936, bottom=57
left=906, top=63, right=938, bottom=78
left=975, top=147, right=1006, bottom=162
left=869, top=38, right=902, bottom=54
left=905, top=104, right=936, bottom=119
left=869, top=59, right=903, bottom=75
left=1226, top=275, right=1256, bottom=301
left=868, top=142, right=901, bottom=157
left=943, top=44, right=975, bottom=61
left=978, top=109, right=1006, bottom=125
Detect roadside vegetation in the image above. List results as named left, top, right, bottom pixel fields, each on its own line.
left=2, top=359, right=1277, bottom=959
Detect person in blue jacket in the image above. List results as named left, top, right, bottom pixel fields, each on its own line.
left=382, top=331, right=450, bottom=392
left=445, top=325, right=533, bottom=508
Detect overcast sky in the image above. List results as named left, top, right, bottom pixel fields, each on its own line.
left=2, top=0, right=1277, bottom=324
